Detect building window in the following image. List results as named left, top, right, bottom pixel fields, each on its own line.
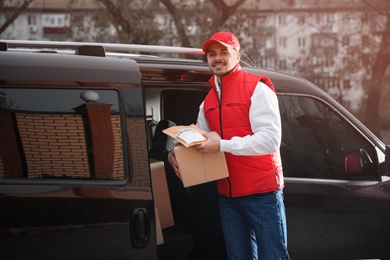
left=327, top=13, right=334, bottom=23
left=27, top=15, right=36, bottom=25
left=297, top=15, right=305, bottom=25
left=311, top=33, right=337, bottom=48
left=279, top=37, right=287, bottom=48
left=343, top=79, right=351, bottom=89
left=255, top=16, right=266, bottom=27
left=278, top=59, right=287, bottom=70
left=316, top=12, right=334, bottom=24
left=279, top=14, right=287, bottom=25
left=316, top=13, right=322, bottom=23
left=298, top=37, right=306, bottom=48
left=362, top=35, right=369, bottom=47
left=57, top=17, right=63, bottom=26
left=42, top=14, right=70, bottom=28
left=342, top=35, right=349, bottom=46
left=325, top=57, right=334, bottom=66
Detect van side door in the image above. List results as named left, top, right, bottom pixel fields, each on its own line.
left=0, top=55, right=157, bottom=259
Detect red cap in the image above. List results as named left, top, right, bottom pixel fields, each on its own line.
left=202, top=32, right=240, bottom=53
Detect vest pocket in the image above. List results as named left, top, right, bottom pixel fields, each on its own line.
left=204, top=106, right=216, bottom=114
left=226, top=101, right=250, bottom=109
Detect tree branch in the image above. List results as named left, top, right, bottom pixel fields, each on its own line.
left=209, top=0, right=246, bottom=29
left=95, top=0, right=132, bottom=43
left=159, top=0, right=191, bottom=47
left=0, top=0, right=34, bottom=34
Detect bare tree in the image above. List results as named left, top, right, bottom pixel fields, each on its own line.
left=94, top=0, right=132, bottom=43
left=93, top=0, right=162, bottom=44
left=0, top=0, right=34, bottom=35
left=208, top=0, right=246, bottom=29
left=159, top=0, right=247, bottom=47
left=290, top=1, right=390, bottom=137
left=159, top=0, right=191, bottom=47
left=361, top=1, right=390, bottom=136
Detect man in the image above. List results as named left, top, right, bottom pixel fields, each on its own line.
left=168, top=32, right=289, bottom=260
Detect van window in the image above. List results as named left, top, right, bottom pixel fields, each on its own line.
left=278, top=95, right=377, bottom=180
left=162, top=89, right=207, bottom=125
left=0, top=88, right=126, bottom=181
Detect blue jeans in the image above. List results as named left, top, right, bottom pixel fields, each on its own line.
left=219, top=190, right=290, bottom=260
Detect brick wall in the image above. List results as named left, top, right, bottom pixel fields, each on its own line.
left=18, top=113, right=90, bottom=178
left=126, top=117, right=150, bottom=187
left=0, top=110, right=24, bottom=178
left=0, top=111, right=124, bottom=180
left=77, top=102, right=116, bottom=179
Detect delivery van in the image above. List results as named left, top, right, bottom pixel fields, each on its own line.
left=0, top=40, right=389, bottom=260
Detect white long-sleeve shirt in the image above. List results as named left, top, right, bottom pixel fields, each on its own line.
left=196, top=77, right=282, bottom=156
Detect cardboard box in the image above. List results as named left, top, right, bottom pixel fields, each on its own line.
left=155, top=206, right=164, bottom=245
left=174, top=143, right=229, bottom=187
left=150, top=161, right=175, bottom=229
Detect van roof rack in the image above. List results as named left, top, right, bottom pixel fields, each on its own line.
left=0, top=40, right=204, bottom=57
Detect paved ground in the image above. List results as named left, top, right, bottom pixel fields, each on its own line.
left=286, top=208, right=389, bottom=260
left=1, top=208, right=389, bottom=259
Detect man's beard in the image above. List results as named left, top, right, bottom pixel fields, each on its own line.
left=211, top=62, right=225, bottom=75
left=211, top=62, right=232, bottom=77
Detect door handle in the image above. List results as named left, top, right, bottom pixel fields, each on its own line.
left=130, top=208, right=150, bottom=248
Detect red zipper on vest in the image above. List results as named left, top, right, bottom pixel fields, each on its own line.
left=219, top=80, right=233, bottom=197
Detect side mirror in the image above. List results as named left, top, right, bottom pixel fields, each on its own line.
left=344, top=149, right=372, bottom=175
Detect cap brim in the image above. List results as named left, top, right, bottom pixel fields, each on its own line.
left=202, top=40, right=233, bottom=53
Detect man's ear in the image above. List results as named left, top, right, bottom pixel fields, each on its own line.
left=236, top=52, right=241, bottom=63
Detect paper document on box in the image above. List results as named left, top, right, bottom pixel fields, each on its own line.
left=163, top=124, right=207, bottom=147
left=176, top=128, right=206, bottom=145
left=174, top=144, right=229, bottom=187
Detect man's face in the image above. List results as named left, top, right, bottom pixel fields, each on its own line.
left=206, top=42, right=240, bottom=77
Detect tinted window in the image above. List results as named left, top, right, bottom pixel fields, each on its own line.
left=278, top=95, right=377, bottom=180
left=0, top=88, right=126, bottom=181
left=162, top=89, right=207, bottom=125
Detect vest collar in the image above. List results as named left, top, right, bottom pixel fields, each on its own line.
left=210, top=63, right=242, bottom=89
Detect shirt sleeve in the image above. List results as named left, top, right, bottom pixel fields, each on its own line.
left=196, top=101, right=210, bottom=132
left=220, top=81, right=282, bottom=155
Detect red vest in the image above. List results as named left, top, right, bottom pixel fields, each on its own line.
left=204, top=65, right=284, bottom=197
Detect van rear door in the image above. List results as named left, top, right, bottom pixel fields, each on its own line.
left=0, top=52, right=157, bottom=259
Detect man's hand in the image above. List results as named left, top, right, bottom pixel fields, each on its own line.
left=167, top=150, right=181, bottom=180
left=195, top=131, right=221, bottom=154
